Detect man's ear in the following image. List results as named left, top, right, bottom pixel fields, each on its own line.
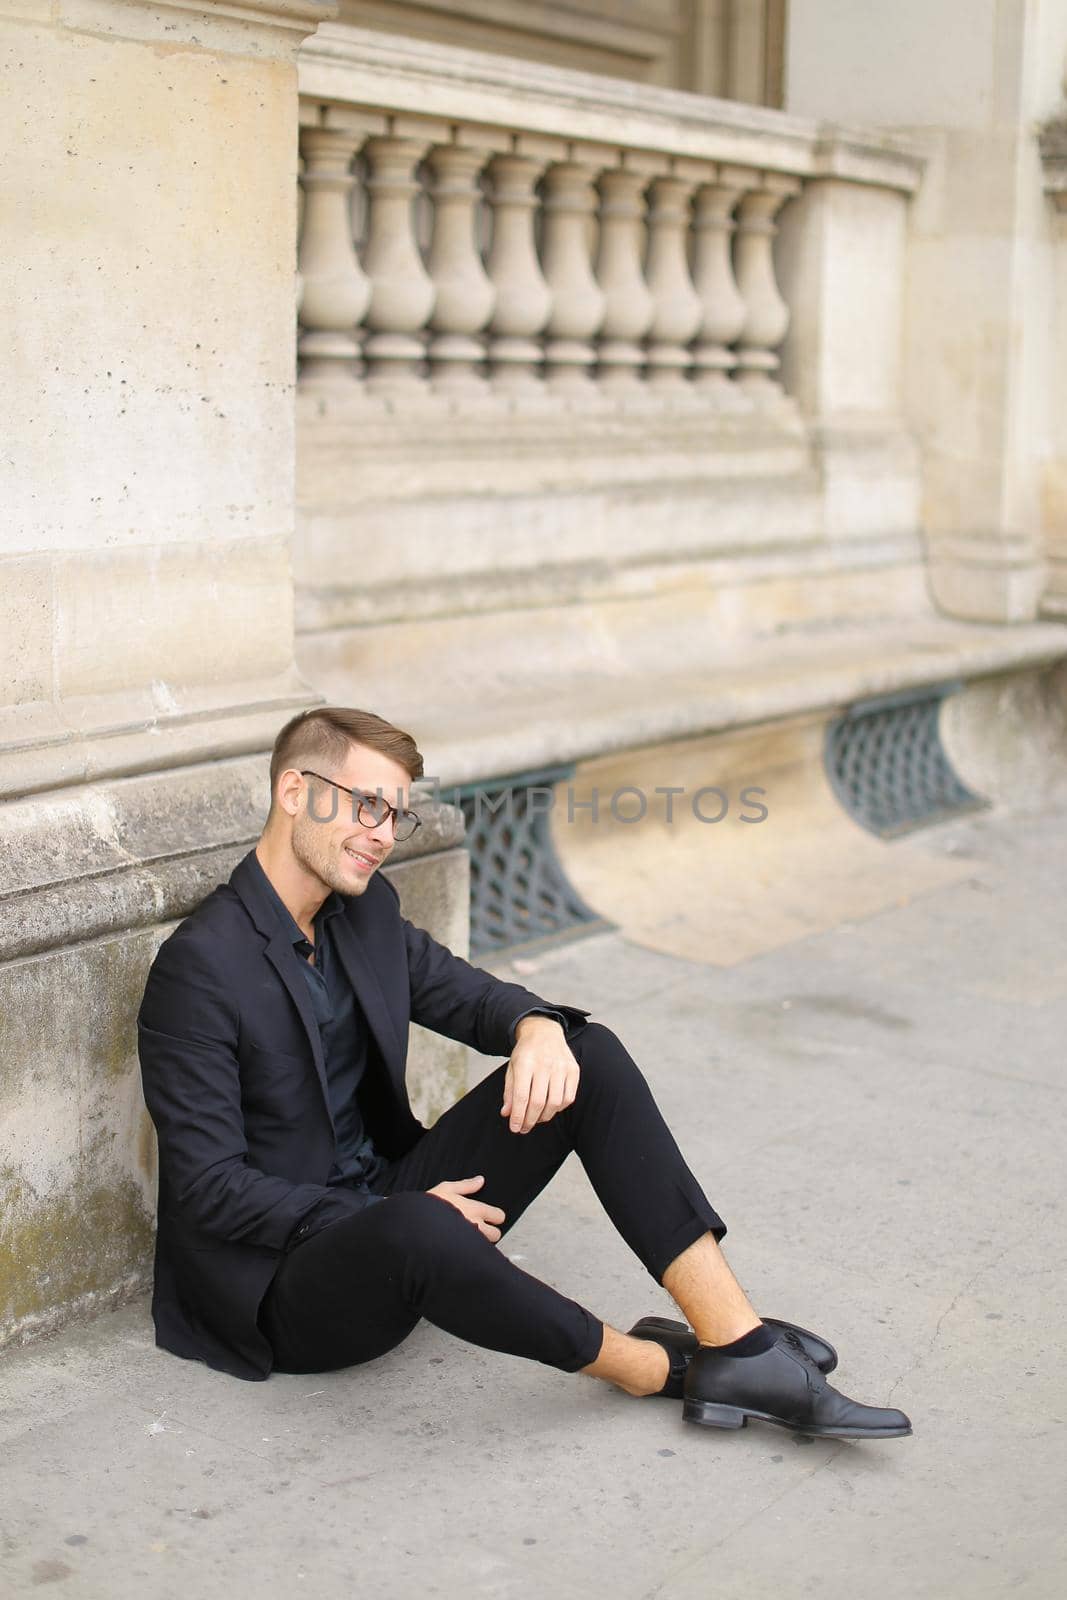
left=274, top=767, right=306, bottom=818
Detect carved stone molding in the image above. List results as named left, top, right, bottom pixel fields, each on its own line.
left=0, top=755, right=463, bottom=963
left=300, top=26, right=925, bottom=194
left=54, top=0, right=337, bottom=54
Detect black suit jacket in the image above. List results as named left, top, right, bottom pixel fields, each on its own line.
left=137, top=848, right=590, bottom=1380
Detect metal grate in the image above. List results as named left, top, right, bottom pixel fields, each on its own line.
left=440, top=766, right=606, bottom=956
left=825, top=683, right=987, bottom=838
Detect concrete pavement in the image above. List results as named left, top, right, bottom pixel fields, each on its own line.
left=1, top=798, right=1065, bottom=1599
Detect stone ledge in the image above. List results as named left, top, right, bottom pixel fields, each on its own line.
left=54, top=0, right=337, bottom=54
left=0, top=669, right=317, bottom=804
left=296, top=531, right=924, bottom=635
left=302, top=613, right=1067, bottom=787
left=296, top=391, right=811, bottom=499
left=299, top=24, right=925, bottom=192
left=0, top=754, right=465, bottom=964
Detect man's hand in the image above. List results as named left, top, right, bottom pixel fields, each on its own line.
left=502, top=1015, right=580, bottom=1134
left=427, top=1175, right=506, bottom=1242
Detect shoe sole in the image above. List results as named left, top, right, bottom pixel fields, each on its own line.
left=682, top=1398, right=912, bottom=1439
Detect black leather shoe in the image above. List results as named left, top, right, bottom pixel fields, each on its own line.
left=683, top=1338, right=912, bottom=1439
left=628, top=1315, right=838, bottom=1399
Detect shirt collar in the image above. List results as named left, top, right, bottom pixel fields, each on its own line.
left=249, top=851, right=346, bottom=949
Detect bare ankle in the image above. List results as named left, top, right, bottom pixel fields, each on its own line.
left=694, top=1315, right=763, bottom=1347
left=581, top=1327, right=670, bottom=1397
left=619, top=1340, right=670, bottom=1397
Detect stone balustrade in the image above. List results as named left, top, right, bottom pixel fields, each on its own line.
left=291, top=21, right=950, bottom=798
left=296, top=25, right=919, bottom=411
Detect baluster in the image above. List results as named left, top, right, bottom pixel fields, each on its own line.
left=425, top=139, right=496, bottom=394
left=644, top=166, right=705, bottom=388
left=540, top=154, right=608, bottom=392
left=691, top=167, right=751, bottom=405
left=296, top=126, right=370, bottom=386
left=361, top=135, right=436, bottom=391
left=594, top=161, right=655, bottom=391
left=485, top=151, right=555, bottom=393
left=733, top=175, right=800, bottom=401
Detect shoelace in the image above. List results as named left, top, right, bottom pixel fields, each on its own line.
left=778, top=1327, right=824, bottom=1392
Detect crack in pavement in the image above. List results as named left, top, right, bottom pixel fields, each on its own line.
left=886, top=1233, right=1020, bottom=1404
left=637, top=1441, right=847, bottom=1600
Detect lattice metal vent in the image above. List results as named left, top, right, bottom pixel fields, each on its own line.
left=825, top=684, right=987, bottom=838
left=441, top=767, right=605, bottom=956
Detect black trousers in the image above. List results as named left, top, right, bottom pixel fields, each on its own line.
left=259, top=1021, right=726, bottom=1375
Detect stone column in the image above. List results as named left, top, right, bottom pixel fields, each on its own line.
left=540, top=152, right=609, bottom=392
left=594, top=160, right=656, bottom=391
left=296, top=124, right=372, bottom=386
left=644, top=166, right=705, bottom=388
left=484, top=148, right=557, bottom=393
left=1, top=0, right=331, bottom=800
left=425, top=137, right=497, bottom=395
left=0, top=0, right=334, bottom=1353
left=733, top=177, right=798, bottom=401
left=785, top=0, right=1067, bottom=622
left=690, top=167, right=751, bottom=405
left=361, top=133, right=437, bottom=392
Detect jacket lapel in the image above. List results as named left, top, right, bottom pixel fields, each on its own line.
left=329, top=913, right=404, bottom=1083
left=229, top=847, right=405, bottom=1118
left=230, top=850, right=336, bottom=1121
left=262, top=930, right=333, bottom=1124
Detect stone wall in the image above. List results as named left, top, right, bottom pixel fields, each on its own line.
left=0, top=0, right=469, bottom=1353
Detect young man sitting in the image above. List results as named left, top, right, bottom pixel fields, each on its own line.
left=137, top=706, right=911, bottom=1441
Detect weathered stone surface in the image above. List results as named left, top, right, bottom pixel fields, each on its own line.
left=0, top=750, right=469, bottom=1351
left=0, top=754, right=464, bottom=962
left=0, top=930, right=159, bottom=1346
left=386, top=848, right=472, bottom=1126
left=941, top=660, right=1067, bottom=807
left=0, top=0, right=329, bottom=796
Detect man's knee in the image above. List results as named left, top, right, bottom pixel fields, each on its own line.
left=571, top=1019, right=621, bottom=1056
left=569, top=1020, right=646, bottom=1093
left=571, top=1020, right=631, bottom=1069
left=369, top=1190, right=484, bottom=1261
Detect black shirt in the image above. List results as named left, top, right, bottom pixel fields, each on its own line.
left=250, top=854, right=569, bottom=1204
left=250, top=855, right=385, bottom=1195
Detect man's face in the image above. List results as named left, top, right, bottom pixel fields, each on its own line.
left=289, top=742, right=413, bottom=897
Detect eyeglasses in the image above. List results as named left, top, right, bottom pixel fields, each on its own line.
left=299, top=770, right=422, bottom=842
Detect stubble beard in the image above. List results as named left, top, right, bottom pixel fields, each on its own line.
left=291, top=813, right=364, bottom=898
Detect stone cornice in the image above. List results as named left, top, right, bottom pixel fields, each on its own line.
left=299, top=23, right=925, bottom=193
left=55, top=0, right=337, bottom=53
left=148, top=0, right=338, bottom=30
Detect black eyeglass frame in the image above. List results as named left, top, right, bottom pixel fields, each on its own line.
left=299, top=769, right=422, bottom=842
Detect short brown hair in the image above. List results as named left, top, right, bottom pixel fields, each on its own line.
left=269, top=707, right=424, bottom=802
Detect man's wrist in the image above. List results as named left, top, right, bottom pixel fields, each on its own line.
left=514, top=1013, right=566, bottom=1041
